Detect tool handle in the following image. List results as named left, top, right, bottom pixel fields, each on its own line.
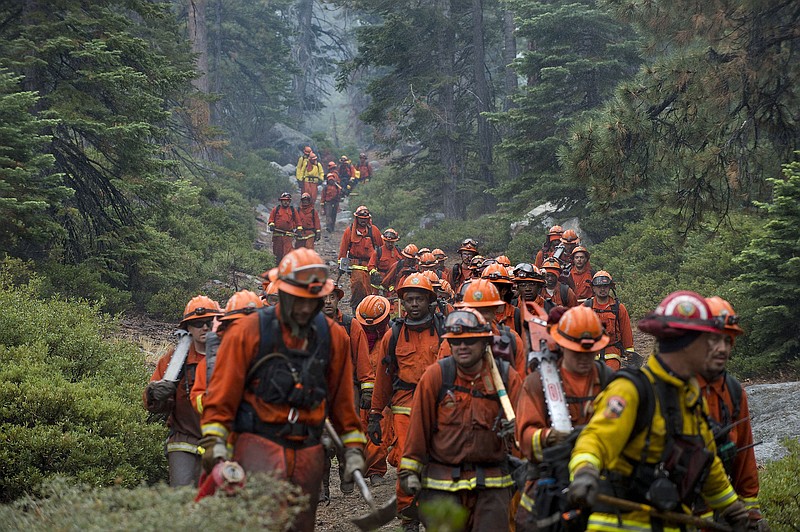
left=485, top=346, right=515, bottom=422
left=595, top=494, right=732, bottom=532
left=324, top=419, right=376, bottom=509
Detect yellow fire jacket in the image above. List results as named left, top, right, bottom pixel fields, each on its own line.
left=569, top=355, right=738, bottom=531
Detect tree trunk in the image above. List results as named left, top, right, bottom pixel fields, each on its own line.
left=188, top=0, right=209, bottom=160
left=502, top=10, right=521, bottom=180
left=290, top=0, right=314, bottom=123
left=439, top=0, right=459, bottom=219
left=472, top=0, right=496, bottom=211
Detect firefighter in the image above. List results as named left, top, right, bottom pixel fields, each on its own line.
left=446, top=238, right=479, bottom=293
left=514, top=305, right=612, bottom=528
left=338, top=155, right=357, bottom=195
left=381, top=243, right=419, bottom=297
left=560, top=229, right=581, bottom=263
left=583, top=270, right=634, bottom=371
left=144, top=295, right=223, bottom=487
left=513, top=263, right=546, bottom=310
left=418, top=252, right=438, bottom=273
left=698, top=297, right=766, bottom=530
left=432, top=248, right=448, bottom=278
left=567, top=290, right=751, bottom=532
left=320, top=173, right=342, bottom=233
left=356, top=152, right=372, bottom=183
left=355, top=295, right=393, bottom=485
left=320, top=283, right=370, bottom=497
left=534, top=225, right=563, bottom=268
left=338, top=205, right=382, bottom=313
left=368, top=228, right=403, bottom=294
left=191, top=290, right=263, bottom=415
left=541, top=258, right=578, bottom=310
left=295, top=152, right=323, bottom=204
left=294, top=193, right=321, bottom=249
left=421, top=271, right=454, bottom=317
left=263, top=282, right=279, bottom=307
left=367, top=273, right=444, bottom=530
left=399, top=308, right=522, bottom=531
left=569, top=246, right=594, bottom=301
left=482, top=263, right=523, bottom=336
left=199, top=249, right=366, bottom=532
left=268, top=192, right=301, bottom=262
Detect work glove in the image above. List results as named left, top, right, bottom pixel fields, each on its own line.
left=367, top=413, right=383, bottom=445
left=359, top=389, right=373, bottom=410
left=719, top=500, right=751, bottom=532
left=145, top=380, right=177, bottom=412
left=497, top=418, right=515, bottom=439
left=342, top=447, right=366, bottom=483
left=568, top=466, right=600, bottom=508
left=314, top=231, right=321, bottom=242
left=398, top=470, right=421, bottom=496
left=545, top=429, right=571, bottom=447
left=370, top=271, right=382, bottom=285
left=268, top=222, right=275, bottom=232
left=199, top=435, right=228, bottom=474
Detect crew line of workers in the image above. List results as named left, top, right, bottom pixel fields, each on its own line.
left=144, top=215, right=767, bottom=532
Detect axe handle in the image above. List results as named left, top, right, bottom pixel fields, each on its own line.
left=485, top=347, right=515, bottom=423
left=323, top=419, right=377, bottom=510
left=595, top=494, right=732, bottom=532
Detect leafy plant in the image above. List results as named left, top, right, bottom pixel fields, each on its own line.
left=760, top=438, right=800, bottom=530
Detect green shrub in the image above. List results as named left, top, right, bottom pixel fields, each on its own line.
left=0, top=272, right=165, bottom=501
left=760, top=438, right=800, bottom=530
left=40, top=262, right=133, bottom=315
left=0, top=474, right=306, bottom=531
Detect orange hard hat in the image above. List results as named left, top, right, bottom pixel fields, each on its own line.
left=572, top=246, right=590, bottom=258
left=456, top=279, right=503, bottom=308
left=401, top=243, right=419, bottom=259
left=383, top=228, right=400, bottom=242
left=495, top=255, right=511, bottom=267
left=705, top=296, right=743, bottom=336
left=548, top=225, right=564, bottom=236
left=560, top=229, right=580, bottom=244
left=417, top=247, right=432, bottom=256
left=432, top=248, right=447, bottom=261
left=300, top=192, right=311, bottom=202
left=397, top=272, right=435, bottom=297
left=439, top=279, right=454, bottom=295
left=418, top=252, right=437, bottom=268
left=356, top=295, right=391, bottom=326
left=469, top=255, right=485, bottom=270
left=421, top=270, right=441, bottom=287
left=549, top=305, right=610, bottom=352
left=303, top=146, right=312, bottom=154
left=513, top=263, right=545, bottom=284
left=638, top=290, right=725, bottom=338
left=592, top=270, right=613, bottom=286
left=181, top=295, right=222, bottom=325
left=442, top=308, right=493, bottom=339
left=331, top=282, right=345, bottom=299
left=458, top=238, right=479, bottom=254
left=221, top=290, right=264, bottom=322
left=327, top=161, right=337, bottom=168
left=354, top=205, right=371, bottom=219
left=309, top=152, right=318, bottom=160
left=280, top=192, right=291, bottom=200
left=542, top=257, right=562, bottom=274
left=275, top=248, right=334, bottom=298
left=482, top=263, right=513, bottom=284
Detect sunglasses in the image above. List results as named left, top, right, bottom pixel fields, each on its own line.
left=187, top=318, right=213, bottom=329
left=447, top=337, right=483, bottom=346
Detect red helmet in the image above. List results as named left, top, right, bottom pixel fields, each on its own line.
left=276, top=248, right=334, bottom=298
left=356, top=295, right=391, bottom=326
left=397, top=272, right=435, bottom=298
left=705, top=296, right=743, bottom=336
left=181, top=295, right=222, bottom=326
left=550, top=305, right=610, bottom=352
left=638, top=290, right=724, bottom=338
left=481, top=263, right=513, bottom=284
left=221, top=290, right=264, bottom=322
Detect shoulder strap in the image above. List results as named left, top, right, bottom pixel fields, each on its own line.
left=725, top=372, right=743, bottom=420
left=437, top=357, right=458, bottom=403
left=498, top=324, right=517, bottom=359
left=432, top=312, right=446, bottom=343
left=341, top=314, right=353, bottom=336
left=560, top=283, right=569, bottom=304
left=513, top=306, right=522, bottom=335
left=383, top=319, right=405, bottom=372
left=595, top=360, right=614, bottom=390
left=611, top=368, right=655, bottom=440
left=376, top=245, right=383, bottom=260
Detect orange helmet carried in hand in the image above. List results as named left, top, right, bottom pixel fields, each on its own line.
left=705, top=296, right=744, bottom=336
left=482, top=263, right=513, bottom=284
left=181, top=295, right=223, bottom=326
left=456, top=279, right=503, bottom=308
left=442, top=308, right=493, bottom=339
left=397, top=272, right=435, bottom=297
left=401, top=243, right=419, bottom=259
left=221, top=290, right=264, bottom=322
left=549, top=305, right=610, bottom=352
left=356, top=295, right=391, bottom=326
left=276, top=248, right=334, bottom=298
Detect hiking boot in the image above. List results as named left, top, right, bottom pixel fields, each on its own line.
left=369, top=474, right=384, bottom=486
left=340, top=479, right=355, bottom=494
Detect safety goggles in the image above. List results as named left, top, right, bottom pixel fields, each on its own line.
left=282, top=265, right=328, bottom=285
left=592, top=276, right=612, bottom=287
left=714, top=313, right=740, bottom=327
left=186, top=318, right=213, bottom=329
left=383, top=231, right=399, bottom=240
left=444, top=311, right=492, bottom=335
left=183, top=307, right=220, bottom=320
left=461, top=238, right=478, bottom=248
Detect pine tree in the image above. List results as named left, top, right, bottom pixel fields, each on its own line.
left=734, top=157, right=800, bottom=366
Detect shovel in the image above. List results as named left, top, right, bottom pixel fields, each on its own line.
left=595, top=493, right=732, bottom=532
left=323, top=419, right=397, bottom=531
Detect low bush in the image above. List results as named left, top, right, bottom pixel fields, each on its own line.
left=759, top=438, right=800, bottom=530
left=0, top=474, right=306, bottom=530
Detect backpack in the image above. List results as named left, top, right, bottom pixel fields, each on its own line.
left=543, top=284, right=570, bottom=313
left=436, top=355, right=511, bottom=404
left=584, top=297, right=625, bottom=353
left=339, top=313, right=353, bottom=336
left=347, top=224, right=378, bottom=258
left=382, top=314, right=446, bottom=392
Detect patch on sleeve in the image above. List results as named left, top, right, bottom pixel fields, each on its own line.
left=603, top=396, right=627, bottom=419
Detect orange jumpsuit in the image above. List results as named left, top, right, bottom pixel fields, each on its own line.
left=542, top=282, right=578, bottom=309
left=444, top=263, right=472, bottom=294
left=534, top=246, right=557, bottom=268
left=496, top=301, right=522, bottom=336
left=438, top=323, right=526, bottom=378
left=697, top=373, right=760, bottom=517
left=400, top=358, right=522, bottom=530
left=320, top=179, right=341, bottom=233
left=339, top=223, right=382, bottom=308
left=295, top=204, right=321, bottom=250
left=356, top=161, right=372, bottom=181
left=570, top=265, right=594, bottom=300
left=335, top=310, right=373, bottom=401
left=268, top=205, right=300, bottom=262
left=201, top=308, right=365, bottom=531
left=362, top=324, right=391, bottom=478
left=587, top=298, right=633, bottom=371
left=371, top=319, right=442, bottom=515
left=296, top=160, right=323, bottom=203
left=514, top=360, right=603, bottom=527
left=368, top=242, right=403, bottom=287
left=144, top=345, right=204, bottom=486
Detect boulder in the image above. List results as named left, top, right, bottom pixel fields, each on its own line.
left=270, top=161, right=296, bottom=176
left=510, top=201, right=591, bottom=246
left=420, top=212, right=446, bottom=229
left=267, top=123, right=315, bottom=165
